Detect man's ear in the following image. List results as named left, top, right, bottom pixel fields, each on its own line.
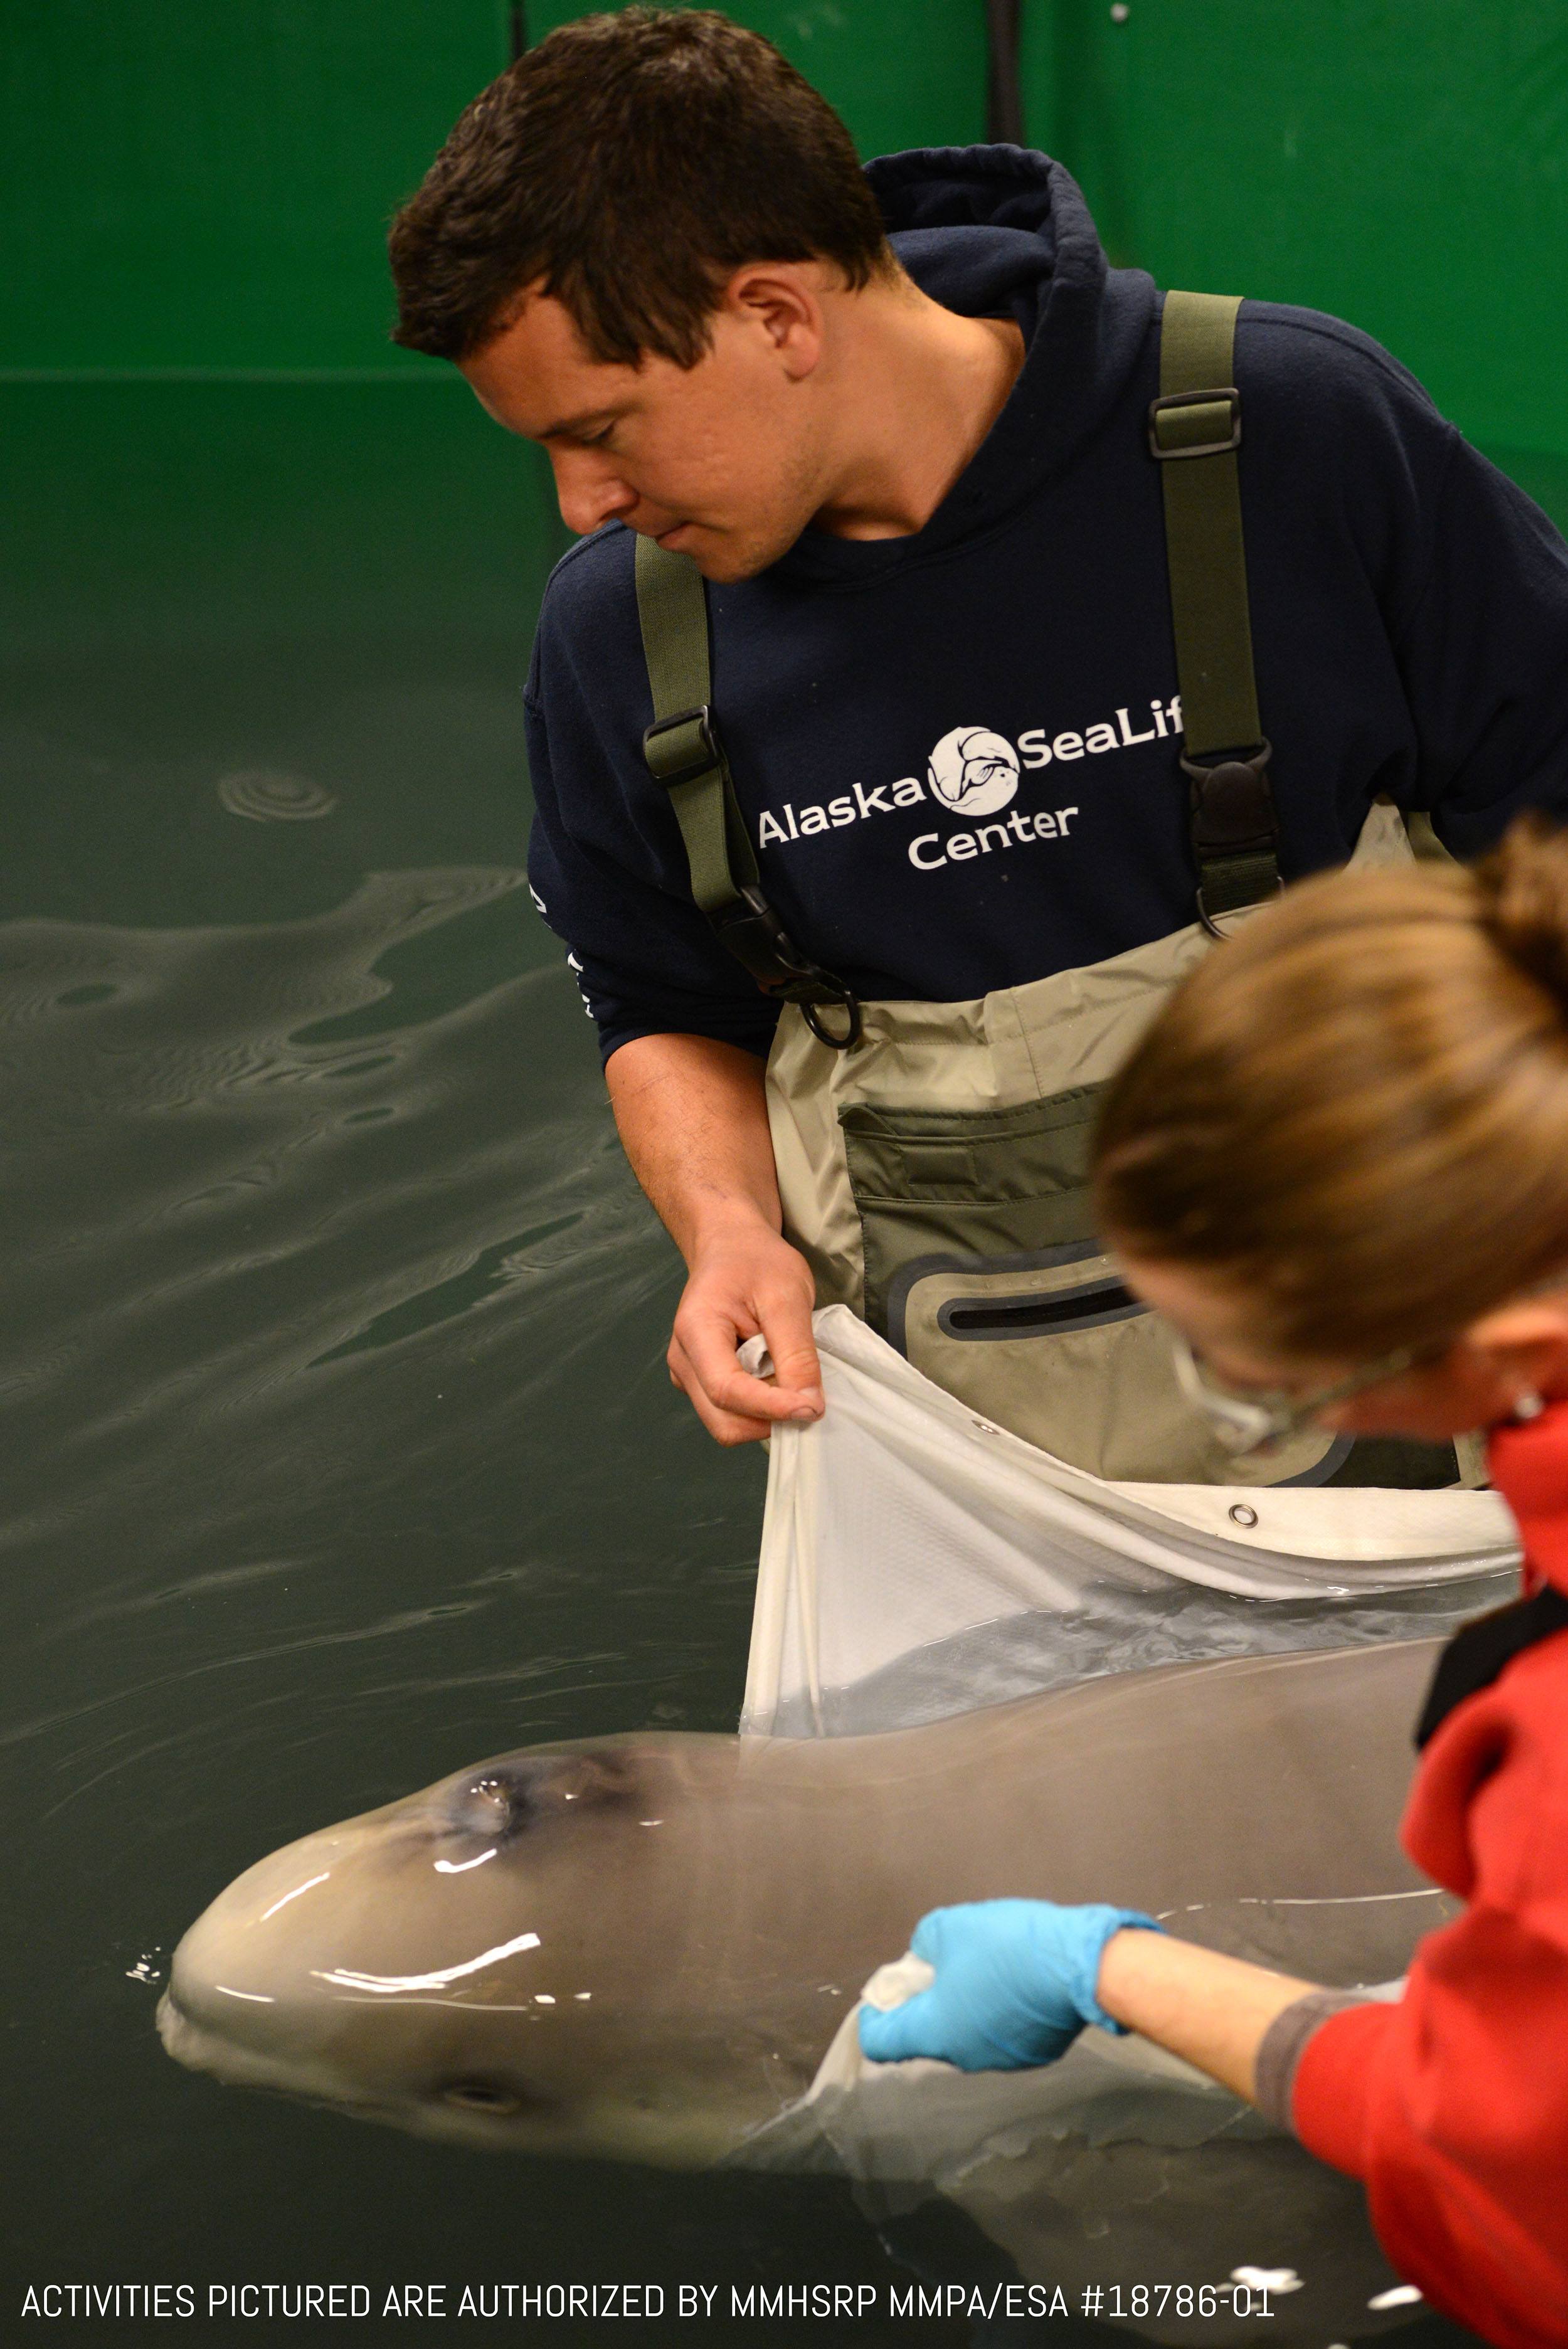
left=1466, top=1293, right=1568, bottom=1400
left=719, top=263, right=825, bottom=379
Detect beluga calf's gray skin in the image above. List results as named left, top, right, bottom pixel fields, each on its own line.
left=160, top=1640, right=1449, bottom=2341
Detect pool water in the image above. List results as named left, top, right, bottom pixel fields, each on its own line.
left=1, top=381, right=1484, bottom=2346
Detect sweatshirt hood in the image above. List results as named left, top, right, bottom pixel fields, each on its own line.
left=770, top=144, right=1153, bottom=588
left=869, top=140, right=1075, bottom=273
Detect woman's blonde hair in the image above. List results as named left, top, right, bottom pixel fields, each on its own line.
left=1093, top=815, right=1568, bottom=1362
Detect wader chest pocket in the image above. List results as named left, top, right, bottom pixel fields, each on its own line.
left=839, top=1088, right=1126, bottom=1345
left=838, top=1089, right=1327, bottom=1483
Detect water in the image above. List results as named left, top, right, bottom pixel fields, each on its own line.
left=3, top=380, right=1478, bottom=2346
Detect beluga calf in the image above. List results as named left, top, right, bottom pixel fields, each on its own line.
left=161, top=1640, right=1448, bottom=2341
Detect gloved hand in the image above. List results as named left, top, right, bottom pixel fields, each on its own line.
left=857, top=1900, right=1163, bottom=2071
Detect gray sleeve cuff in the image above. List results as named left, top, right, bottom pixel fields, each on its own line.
left=1254, top=1990, right=1375, bottom=2133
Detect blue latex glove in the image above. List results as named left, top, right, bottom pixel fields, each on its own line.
left=857, top=1900, right=1164, bottom=2071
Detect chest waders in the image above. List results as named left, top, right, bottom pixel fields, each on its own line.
left=635, top=293, right=1419, bottom=1485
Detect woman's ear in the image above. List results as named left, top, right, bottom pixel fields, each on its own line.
left=1465, top=1292, right=1568, bottom=1408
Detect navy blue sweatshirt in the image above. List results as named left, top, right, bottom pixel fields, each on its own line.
left=525, top=145, right=1568, bottom=1063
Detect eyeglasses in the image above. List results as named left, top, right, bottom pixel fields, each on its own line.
left=1170, top=1330, right=1421, bottom=1455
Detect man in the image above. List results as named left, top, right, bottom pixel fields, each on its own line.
left=389, top=9, right=1568, bottom=1482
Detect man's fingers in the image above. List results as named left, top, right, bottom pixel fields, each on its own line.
left=664, top=1233, right=823, bottom=1448
left=675, top=1305, right=820, bottom=1426
left=667, top=1334, right=773, bottom=1446
left=754, top=1281, right=823, bottom=1414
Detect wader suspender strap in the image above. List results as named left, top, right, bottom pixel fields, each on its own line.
left=633, top=530, right=862, bottom=1047
left=1149, top=290, right=1281, bottom=932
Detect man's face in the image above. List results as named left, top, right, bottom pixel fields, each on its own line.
left=460, top=278, right=828, bottom=582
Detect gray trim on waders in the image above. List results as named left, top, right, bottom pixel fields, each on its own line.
left=934, top=1269, right=1147, bottom=1342
left=1151, top=290, right=1282, bottom=930
left=887, top=1241, right=1149, bottom=1352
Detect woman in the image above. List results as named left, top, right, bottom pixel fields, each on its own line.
left=859, top=815, right=1568, bottom=2349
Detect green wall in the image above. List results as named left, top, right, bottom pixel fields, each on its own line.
left=2, top=0, right=510, bottom=374
left=2, top=0, right=986, bottom=376
left=1024, top=1, right=1568, bottom=467
left=527, top=1, right=988, bottom=162
left=5, top=1, right=1565, bottom=504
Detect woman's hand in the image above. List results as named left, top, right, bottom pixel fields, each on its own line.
left=856, top=1899, right=1162, bottom=2070
left=858, top=1899, right=1325, bottom=2108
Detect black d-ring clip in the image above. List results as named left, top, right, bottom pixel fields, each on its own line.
left=803, top=990, right=863, bottom=1051
left=712, top=887, right=863, bottom=1049
left=1185, top=739, right=1280, bottom=935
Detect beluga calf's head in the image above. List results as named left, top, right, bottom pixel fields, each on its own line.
left=158, top=1733, right=797, bottom=2166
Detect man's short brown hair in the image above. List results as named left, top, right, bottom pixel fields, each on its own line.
left=388, top=8, right=894, bottom=369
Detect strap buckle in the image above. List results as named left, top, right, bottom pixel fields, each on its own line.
left=1148, top=386, right=1242, bottom=461
left=1182, top=738, right=1274, bottom=844
left=642, top=704, right=719, bottom=784
left=715, top=888, right=863, bottom=1050
left=1183, top=739, right=1280, bottom=937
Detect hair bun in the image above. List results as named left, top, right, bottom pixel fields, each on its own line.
left=1475, top=812, right=1568, bottom=1013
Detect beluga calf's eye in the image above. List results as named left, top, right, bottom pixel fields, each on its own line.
left=443, top=1758, right=561, bottom=1840
left=450, top=1774, right=514, bottom=1838
left=440, top=1753, right=639, bottom=1844
left=441, top=2078, right=522, bottom=2115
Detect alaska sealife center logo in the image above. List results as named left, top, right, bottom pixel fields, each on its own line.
left=925, top=726, right=1022, bottom=817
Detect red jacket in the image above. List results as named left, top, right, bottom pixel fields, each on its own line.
left=1291, top=1403, right=1568, bottom=2347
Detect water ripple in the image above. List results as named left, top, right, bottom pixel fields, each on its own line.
left=216, top=768, right=337, bottom=822
left=0, top=860, right=755, bottom=1877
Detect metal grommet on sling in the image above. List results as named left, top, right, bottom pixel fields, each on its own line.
left=1229, top=1503, right=1259, bottom=1528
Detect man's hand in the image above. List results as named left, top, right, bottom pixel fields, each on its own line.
left=605, top=1031, right=826, bottom=1447
left=669, top=1211, right=823, bottom=1445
